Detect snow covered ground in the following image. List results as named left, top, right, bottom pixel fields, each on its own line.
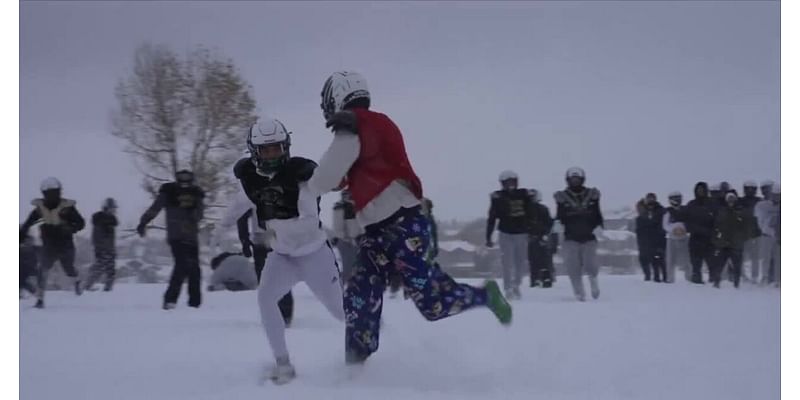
left=20, top=275, right=779, bottom=400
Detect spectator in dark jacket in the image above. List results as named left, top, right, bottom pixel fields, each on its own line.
left=635, top=194, right=667, bottom=282
left=683, top=182, right=716, bottom=284
left=137, top=170, right=205, bottom=310
left=711, top=192, right=755, bottom=288
left=19, top=177, right=85, bottom=308
left=84, top=198, right=119, bottom=291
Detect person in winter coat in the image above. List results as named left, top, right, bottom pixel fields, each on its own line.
left=737, top=181, right=762, bottom=282
left=486, top=170, right=533, bottom=300
left=662, top=191, right=690, bottom=283
left=683, top=182, right=716, bottom=284
left=635, top=194, right=667, bottom=282
left=709, top=183, right=724, bottom=208
left=137, top=170, right=205, bottom=310
left=309, top=71, right=511, bottom=368
left=711, top=191, right=755, bottom=288
left=526, top=189, right=555, bottom=288
left=755, top=184, right=780, bottom=287
left=554, top=167, right=604, bottom=301
left=84, top=198, right=119, bottom=291
left=19, top=177, right=86, bottom=308
left=19, top=235, right=39, bottom=297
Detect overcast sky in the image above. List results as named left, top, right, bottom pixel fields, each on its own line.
left=20, top=1, right=780, bottom=228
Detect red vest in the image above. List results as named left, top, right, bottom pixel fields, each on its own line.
left=347, top=108, right=423, bottom=211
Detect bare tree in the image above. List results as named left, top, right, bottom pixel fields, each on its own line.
left=112, top=43, right=257, bottom=208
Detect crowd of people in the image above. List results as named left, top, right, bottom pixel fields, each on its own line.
left=634, top=181, right=781, bottom=288
left=19, top=70, right=779, bottom=384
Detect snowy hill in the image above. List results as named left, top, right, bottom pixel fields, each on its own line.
left=20, top=276, right=779, bottom=400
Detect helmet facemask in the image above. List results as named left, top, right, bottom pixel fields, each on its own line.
left=252, top=142, right=289, bottom=174
left=175, top=170, right=195, bottom=188
left=42, top=189, right=61, bottom=208
left=500, top=178, right=518, bottom=191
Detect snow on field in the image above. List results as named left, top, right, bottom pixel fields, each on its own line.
left=20, top=275, right=780, bottom=400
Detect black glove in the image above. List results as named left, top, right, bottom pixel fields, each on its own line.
left=330, top=237, right=340, bottom=246
left=486, top=240, right=494, bottom=248
left=136, top=223, right=147, bottom=238
left=325, top=110, right=358, bottom=133
left=241, top=240, right=253, bottom=258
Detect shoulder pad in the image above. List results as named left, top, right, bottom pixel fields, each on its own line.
left=588, top=188, right=600, bottom=200
left=491, top=191, right=501, bottom=199
left=61, top=199, right=76, bottom=207
left=233, top=158, right=252, bottom=179
left=554, top=191, right=567, bottom=203
left=287, top=157, right=318, bottom=182
left=31, top=199, right=43, bottom=207
left=287, top=157, right=318, bottom=169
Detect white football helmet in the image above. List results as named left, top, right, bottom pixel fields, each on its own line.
left=40, top=177, right=61, bottom=192
left=498, top=170, right=518, bottom=182
left=565, top=167, right=585, bottom=179
left=247, top=118, right=291, bottom=173
left=320, top=71, right=370, bottom=120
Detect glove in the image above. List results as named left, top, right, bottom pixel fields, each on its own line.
left=486, top=240, right=494, bottom=248
left=136, top=223, right=147, bottom=238
left=241, top=240, right=253, bottom=258
left=330, top=237, right=340, bottom=246
left=325, top=110, right=358, bottom=133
